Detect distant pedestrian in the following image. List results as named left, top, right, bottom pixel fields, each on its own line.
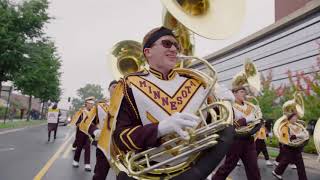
left=47, top=103, right=60, bottom=142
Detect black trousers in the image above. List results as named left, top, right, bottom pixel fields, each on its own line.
left=72, top=127, right=80, bottom=148
left=212, top=137, right=261, bottom=180
left=274, top=145, right=307, bottom=180
left=73, top=130, right=91, bottom=164
left=255, top=139, right=269, bottom=160
left=93, top=148, right=110, bottom=180
left=275, top=143, right=284, bottom=162
left=48, top=123, right=58, bottom=140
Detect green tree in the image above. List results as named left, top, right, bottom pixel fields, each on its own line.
left=13, top=40, right=61, bottom=121
left=0, top=0, right=50, bottom=95
left=71, top=84, right=104, bottom=112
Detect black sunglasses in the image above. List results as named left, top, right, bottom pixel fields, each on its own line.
left=154, top=40, right=180, bottom=51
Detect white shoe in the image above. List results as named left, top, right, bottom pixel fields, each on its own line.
left=273, top=161, right=279, bottom=166
left=237, top=161, right=241, bottom=166
left=72, top=147, right=76, bottom=151
left=72, top=160, right=79, bottom=167
left=290, top=164, right=297, bottom=169
left=272, top=171, right=283, bottom=180
left=84, top=164, right=91, bottom=171
left=266, top=160, right=273, bottom=166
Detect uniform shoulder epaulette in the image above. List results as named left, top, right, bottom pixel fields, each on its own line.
left=124, top=69, right=149, bottom=79
left=174, top=68, right=207, bottom=88
left=121, top=69, right=149, bottom=87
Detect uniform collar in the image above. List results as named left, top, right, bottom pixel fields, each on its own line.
left=235, top=100, right=245, bottom=106
left=149, top=67, right=177, bottom=80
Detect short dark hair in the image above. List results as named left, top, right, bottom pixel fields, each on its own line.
left=108, top=80, right=118, bottom=89
left=232, top=87, right=246, bottom=93
left=52, top=103, right=58, bottom=109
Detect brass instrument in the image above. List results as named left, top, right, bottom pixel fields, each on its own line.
left=273, top=92, right=310, bottom=147
left=232, top=59, right=263, bottom=135
left=162, top=0, right=245, bottom=67
left=109, top=40, right=147, bottom=80
left=161, top=0, right=245, bottom=39
left=110, top=55, right=234, bottom=179
left=314, top=118, right=320, bottom=161
left=163, top=11, right=194, bottom=68
left=108, top=1, right=246, bottom=178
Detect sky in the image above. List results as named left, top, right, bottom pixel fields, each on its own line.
left=44, top=0, right=275, bottom=109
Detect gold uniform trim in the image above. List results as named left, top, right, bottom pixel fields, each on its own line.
left=255, top=127, right=267, bottom=140
left=146, top=111, right=159, bottom=124
left=79, top=107, right=97, bottom=136
left=120, top=128, right=134, bottom=151
left=69, top=109, right=83, bottom=126
left=127, top=126, right=142, bottom=150
left=127, top=76, right=201, bottom=115
left=233, top=101, right=255, bottom=116
left=48, top=108, right=59, bottom=113
left=149, top=68, right=177, bottom=80
left=97, top=82, right=124, bottom=158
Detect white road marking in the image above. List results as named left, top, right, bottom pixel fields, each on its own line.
left=0, top=147, right=15, bottom=152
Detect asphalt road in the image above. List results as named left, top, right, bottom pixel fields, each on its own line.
left=0, top=125, right=319, bottom=180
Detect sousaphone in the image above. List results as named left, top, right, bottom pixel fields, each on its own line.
left=273, top=92, right=310, bottom=147
left=109, top=40, right=147, bottom=80
left=161, top=0, right=245, bottom=39
left=232, top=59, right=263, bottom=136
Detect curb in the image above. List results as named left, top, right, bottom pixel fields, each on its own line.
left=0, top=122, right=47, bottom=135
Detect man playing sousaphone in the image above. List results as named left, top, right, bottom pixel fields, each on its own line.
left=272, top=93, right=309, bottom=180
left=212, top=61, right=262, bottom=180
left=112, top=26, right=235, bottom=180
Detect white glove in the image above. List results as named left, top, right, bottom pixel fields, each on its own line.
left=158, top=112, right=199, bottom=140
left=214, top=84, right=235, bottom=102
left=245, top=113, right=255, bottom=123
left=93, top=129, right=102, bottom=140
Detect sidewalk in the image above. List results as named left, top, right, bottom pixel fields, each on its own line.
left=266, top=147, right=320, bottom=170
left=0, top=119, right=46, bottom=133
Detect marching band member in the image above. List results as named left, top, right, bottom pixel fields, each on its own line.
left=72, top=96, right=95, bottom=171
left=255, top=121, right=272, bottom=166
left=91, top=80, right=117, bottom=180
left=212, top=84, right=261, bottom=180
left=272, top=112, right=308, bottom=180
left=113, top=26, right=234, bottom=180
left=70, top=106, right=84, bottom=151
